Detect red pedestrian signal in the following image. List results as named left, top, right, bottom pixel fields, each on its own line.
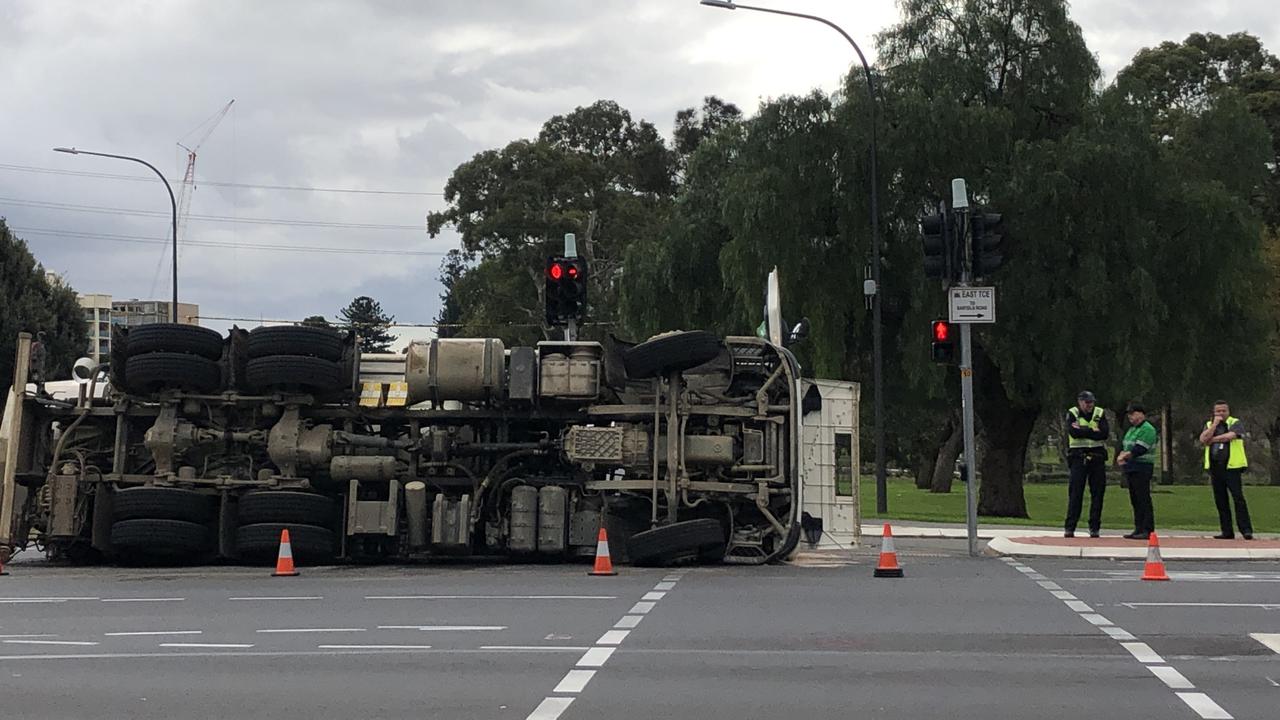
left=930, top=319, right=956, bottom=364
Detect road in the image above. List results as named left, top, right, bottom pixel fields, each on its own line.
left=0, top=540, right=1276, bottom=719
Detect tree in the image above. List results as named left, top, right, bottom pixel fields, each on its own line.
left=1, top=219, right=88, bottom=396
left=434, top=250, right=469, bottom=339
left=1118, top=32, right=1280, bottom=483
left=427, top=100, right=681, bottom=345
left=339, top=296, right=395, bottom=353
left=300, top=315, right=330, bottom=327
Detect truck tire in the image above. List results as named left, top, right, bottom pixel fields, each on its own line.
left=626, top=518, right=726, bottom=566
left=235, top=523, right=335, bottom=564
left=126, top=323, right=224, bottom=360
left=112, top=487, right=216, bottom=524
left=245, top=355, right=343, bottom=393
left=623, top=331, right=722, bottom=380
left=125, top=352, right=221, bottom=394
left=110, top=519, right=211, bottom=557
left=237, top=491, right=336, bottom=526
left=247, top=326, right=344, bottom=361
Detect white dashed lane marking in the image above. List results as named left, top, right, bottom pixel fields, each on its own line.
left=1250, top=633, right=1280, bottom=654
left=1008, top=561, right=1235, bottom=720
left=523, top=573, right=686, bottom=720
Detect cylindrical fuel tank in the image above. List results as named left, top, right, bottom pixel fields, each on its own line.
left=509, top=485, right=538, bottom=554
left=537, top=486, right=568, bottom=555
left=405, top=339, right=506, bottom=405
left=330, top=456, right=399, bottom=482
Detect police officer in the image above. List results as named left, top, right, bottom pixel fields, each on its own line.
left=1116, top=402, right=1158, bottom=540
left=1199, top=400, right=1253, bottom=540
left=1064, top=390, right=1109, bottom=538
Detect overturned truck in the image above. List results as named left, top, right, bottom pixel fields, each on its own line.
left=1, top=324, right=857, bottom=566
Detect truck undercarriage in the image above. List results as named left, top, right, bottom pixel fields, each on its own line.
left=1, top=325, right=807, bottom=567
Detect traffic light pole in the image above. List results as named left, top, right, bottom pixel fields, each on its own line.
left=564, top=233, right=578, bottom=342
left=952, top=179, right=979, bottom=557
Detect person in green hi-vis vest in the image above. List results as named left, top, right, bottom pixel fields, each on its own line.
left=1116, top=401, right=1158, bottom=540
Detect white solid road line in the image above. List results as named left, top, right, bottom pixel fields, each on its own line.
left=159, top=643, right=254, bottom=649
left=104, top=631, right=202, bottom=637
left=596, top=630, right=630, bottom=645
left=1123, top=602, right=1280, bottom=609
left=0, top=648, right=449, bottom=662
left=576, top=647, right=615, bottom=667
left=0, top=597, right=98, bottom=604
left=316, top=645, right=432, bottom=650
left=0, top=634, right=59, bottom=638
left=480, top=646, right=589, bottom=652
left=1175, top=692, right=1234, bottom=719
left=364, top=595, right=614, bottom=601
left=257, top=628, right=366, bottom=634
left=100, top=597, right=184, bottom=603
left=376, top=625, right=507, bottom=631
left=526, top=697, right=574, bottom=720
left=1064, top=600, right=1094, bottom=613
left=3, top=640, right=98, bottom=646
left=628, top=601, right=656, bottom=614
left=553, top=669, right=596, bottom=694
left=1149, top=666, right=1195, bottom=690
left=614, top=615, right=643, bottom=629
left=1249, top=633, right=1280, bottom=654
left=227, top=596, right=322, bottom=601
left=1120, top=642, right=1164, bottom=664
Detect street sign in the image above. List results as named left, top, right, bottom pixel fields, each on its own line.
left=948, top=286, right=996, bottom=324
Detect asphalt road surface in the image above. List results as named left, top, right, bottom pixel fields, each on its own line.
left=1, top=540, right=1276, bottom=719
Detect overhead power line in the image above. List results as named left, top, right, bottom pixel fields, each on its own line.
left=0, top=162, right=443, bottom=196
left=196, top=315, right=617, bottom=329
left=11, top=226, right=448, bottom=257
left=0, top=196, right=424, bottom=231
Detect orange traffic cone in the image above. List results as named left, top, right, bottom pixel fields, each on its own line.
left=588, top=526, right=617, bottom=576
left=272, top=528, right=300, bottom=577
left=874, top=523, right=904, bottom=578
left=1141, top=532, right=1169, bottom=581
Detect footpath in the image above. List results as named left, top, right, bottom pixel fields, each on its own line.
left=804, top=521, right=1280, bottom=560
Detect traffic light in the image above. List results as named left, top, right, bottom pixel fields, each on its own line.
left=931, top=319, right=956, bottom=364
left=971, top=211, right=1005, bottom=277
left=544, top=256, right=587, bottom=326
left=921, top=210, right=957, bottom=282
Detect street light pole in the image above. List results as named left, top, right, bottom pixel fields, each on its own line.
left=699, top=0, right=887, bottom=512
left=53, top=147, right=180, bottom=323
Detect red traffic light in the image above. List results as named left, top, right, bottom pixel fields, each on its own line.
left=566, top=263, right=579, bottom=280
left=548, top=262, right=564, bottom=281
left=931, top=320, right=951, bottom=342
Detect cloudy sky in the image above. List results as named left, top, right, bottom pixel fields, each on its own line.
left=2, top=1, right=1276, bottom=348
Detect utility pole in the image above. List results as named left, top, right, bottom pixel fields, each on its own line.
left=952, top=178, right=980, bottom=557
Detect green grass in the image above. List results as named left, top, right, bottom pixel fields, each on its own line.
left=858, top=477, right=1280, bottom=533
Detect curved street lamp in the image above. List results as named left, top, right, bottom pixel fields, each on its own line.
left=53, top=147, right=180, bottom=323
left=700, top=0, right=888, bottom=512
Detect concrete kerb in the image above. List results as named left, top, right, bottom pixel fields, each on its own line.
left=800, top=523, right=1280, bottom=561
left=985, top=535, right=1280, bottom=560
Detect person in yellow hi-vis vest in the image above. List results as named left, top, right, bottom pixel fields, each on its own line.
left=1198, top=400, right=1253, bottom=540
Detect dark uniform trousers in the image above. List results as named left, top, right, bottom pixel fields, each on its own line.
left=1210, top=467, right=1253, bottom=537
left=1065, top=452, right=1106, bottom=534
left=1125, top=464, right=1155, bottom=535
